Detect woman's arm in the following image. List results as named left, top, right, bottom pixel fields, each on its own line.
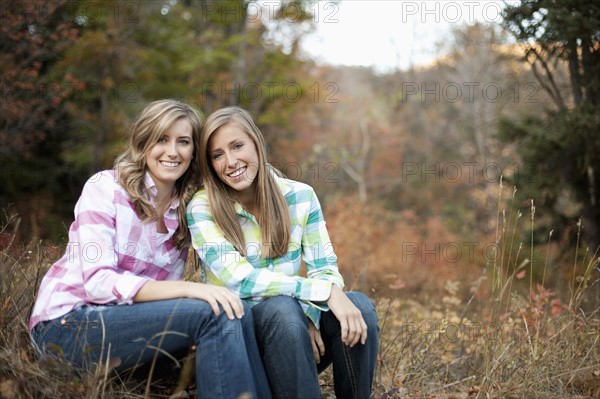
left=187, top=193, right=332, bottom=302
left=308, top=288, right=368, bottom=356
left=134, top=280, right=244, bottom=319
left=300, top=187, right=368, bottom=346
left=327, top=284, right=368, bottom=347
left=72, top=172, right=150, bottom=304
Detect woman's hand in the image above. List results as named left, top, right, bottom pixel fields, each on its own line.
left=185, top=282, right=245, bottom=320
left=308, top=321, right=325, bottom=364
left=326, top=284, right=368, bottom=347
left=134, top=280, right=244, bottom=320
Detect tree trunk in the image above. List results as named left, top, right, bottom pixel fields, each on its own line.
left=95, top=84, right=108, bottom=167
left=580, top=37, right=599, bottom=104
left=567, top=39, right=583, bottom=106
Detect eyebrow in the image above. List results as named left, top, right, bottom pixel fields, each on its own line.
left=210, top=137, right=244, bottom=152
left=161, top=132, right=192, bottom=138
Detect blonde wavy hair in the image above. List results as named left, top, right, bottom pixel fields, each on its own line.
left=200, top=106, right=291, bottom=258
left=114, top=99, right=203, bottom=249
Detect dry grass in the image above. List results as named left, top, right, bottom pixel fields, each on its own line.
left=2, top=190, right=600, bottom=399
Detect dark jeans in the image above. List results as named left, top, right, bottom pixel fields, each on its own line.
left=251, top=292, right=379, bottom=399
left=31, top=298, right=271, bottom=399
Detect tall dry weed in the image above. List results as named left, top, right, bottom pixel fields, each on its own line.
left=371, top=180, right=600, bottom=399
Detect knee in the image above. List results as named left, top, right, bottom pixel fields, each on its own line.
left=176, top=297, right=246, bottom=318
left=189, top=299, right=247, bottom=343
left=175, top=298, right=241, bottom=331
left=238, top=301, right=255, bottom=331
left=252, top=296, right=307, bottom=333
left=252, top=296, right=311, bottom=352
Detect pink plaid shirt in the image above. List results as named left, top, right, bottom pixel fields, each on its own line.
left=29, top=170, right=187, bottom=331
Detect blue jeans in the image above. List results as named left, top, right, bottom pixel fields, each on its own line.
left=31, top=299, right=271, bottom=399
left=251, top=292, right=379, bottom=399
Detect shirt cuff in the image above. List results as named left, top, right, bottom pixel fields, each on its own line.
left=113, top=274, right=150, bottom=304
left=297, top=279, right=332, bottom=302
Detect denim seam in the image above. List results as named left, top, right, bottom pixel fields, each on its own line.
left=342, top=343, right=358, bottom=398
left=209, top=315, right=225, bottom=398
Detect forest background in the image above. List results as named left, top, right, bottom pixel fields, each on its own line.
left=1, top=1, right=600, bottom=398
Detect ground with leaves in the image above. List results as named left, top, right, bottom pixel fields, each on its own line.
left=2, top=237, right=600, bottom=399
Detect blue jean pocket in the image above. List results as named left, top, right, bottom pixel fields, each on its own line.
left=31, top=308, right=102, bottom=360
left=31, top=318, right=65, bottom=358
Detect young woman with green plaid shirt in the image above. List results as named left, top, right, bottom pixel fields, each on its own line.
left=187, top=106, right=379, bottom=399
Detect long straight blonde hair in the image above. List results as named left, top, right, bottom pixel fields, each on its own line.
left=114, top=99, right=203, bottom=248
left=200, top=106, right=291, bottom=258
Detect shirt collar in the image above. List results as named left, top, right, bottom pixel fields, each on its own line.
left=274, top=174, right=293, bottom=196
left=144, top=172, right=180, bottom=210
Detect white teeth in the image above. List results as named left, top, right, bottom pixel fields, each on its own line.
left=228, top=167, right=245, bottom=178
left=160, top=161, right=179, bottom=167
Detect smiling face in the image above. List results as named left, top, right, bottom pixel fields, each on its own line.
left=208, top=123, right=260, bottom=202
left=145, top=117, right=194, bottom=195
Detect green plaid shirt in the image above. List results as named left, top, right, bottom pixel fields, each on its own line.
left=187, top=175, right=344, bottom=326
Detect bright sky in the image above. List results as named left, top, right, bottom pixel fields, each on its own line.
left=300, top=0, right=511, bottom=72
